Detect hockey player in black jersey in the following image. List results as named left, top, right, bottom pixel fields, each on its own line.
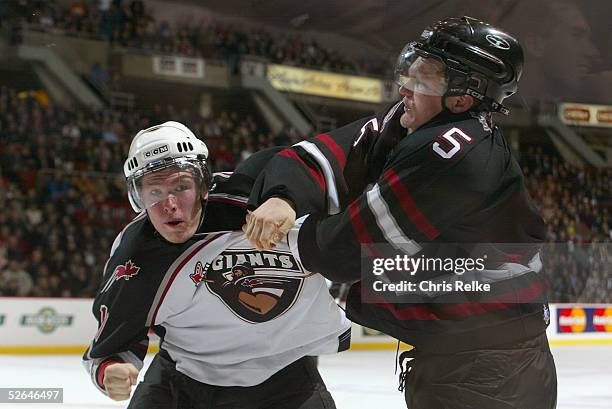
left=83, top=121, right=351, bottom=408
left=245, top=17, right=557, bottom=409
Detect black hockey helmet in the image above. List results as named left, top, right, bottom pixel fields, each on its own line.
left=395, top=16, right=523, bottom=115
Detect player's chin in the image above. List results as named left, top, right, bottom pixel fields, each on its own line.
left=399, top=112, right=414, bottom=129
left=161, top=227, right=192, bottom=244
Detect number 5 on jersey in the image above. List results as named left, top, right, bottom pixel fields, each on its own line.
left=432, top=127, right=472, bottom=159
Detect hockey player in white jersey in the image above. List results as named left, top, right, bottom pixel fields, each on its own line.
left=83, top=121, right=350, bottom=408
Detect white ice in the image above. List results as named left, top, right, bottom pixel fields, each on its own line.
left=0, top=345, right=610, bottom=408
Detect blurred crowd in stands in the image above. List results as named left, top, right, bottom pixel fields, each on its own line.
left=5, top=0, right=388, bottom=76
left=521, top=148, right=612, bottom=303
left=0, top=86, right=303, bottom=297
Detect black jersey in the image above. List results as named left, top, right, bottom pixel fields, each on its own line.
left=250, top=105, right=550, bottom=353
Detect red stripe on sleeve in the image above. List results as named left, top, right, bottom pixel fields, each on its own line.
left=374, top=281, right=545, bottom=321
left=348, top=200, right=373, bottom=244
left=279, top=149, right=326, bottom=191
left=382, top=169, right=439, bottom=240
left=441, top=280, right=547, bottom=318
left=97, top=358, right=124, bottom=390
left=316, top=133, right=347, bottom=169
left=379, top=302, right=441, bottom=320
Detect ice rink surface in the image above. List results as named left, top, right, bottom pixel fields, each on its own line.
left=1, top=345, right=610, bottom=408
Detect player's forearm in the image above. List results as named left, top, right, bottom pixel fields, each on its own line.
left=295, top=214, right=362, bottom=283
left=248, top=155, right=328, bottom=217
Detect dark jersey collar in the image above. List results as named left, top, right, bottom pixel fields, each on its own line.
left=416, top=110, right=474, bottom=132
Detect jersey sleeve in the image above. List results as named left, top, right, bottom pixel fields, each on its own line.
left=203, top=147, right=286, bottom=232
left=295, top=124, right=490, bottom=282
left=82, top=219, right=153, bottom=394
left=248, top=101, right=406, bottom=216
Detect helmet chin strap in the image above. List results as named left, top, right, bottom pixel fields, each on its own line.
left=441, top=93, right=494, bottom=131
left=197, top=197, right=207, bottom=231
left=440, top=95, right=454, bottom=114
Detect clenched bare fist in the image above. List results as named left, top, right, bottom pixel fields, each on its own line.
left=103, top=362, right=139, bottom=401
left=243, top=198, right=296, bottom=249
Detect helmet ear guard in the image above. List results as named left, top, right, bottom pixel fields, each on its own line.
left=197, top=154, right=213, bottom=192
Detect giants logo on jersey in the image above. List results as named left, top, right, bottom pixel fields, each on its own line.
left=204, top=249, right=306, bottom=323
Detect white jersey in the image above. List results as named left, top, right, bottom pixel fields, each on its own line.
left=83, top=219, right=350, bottom=392
left=156, top=230, right=350, bottom=386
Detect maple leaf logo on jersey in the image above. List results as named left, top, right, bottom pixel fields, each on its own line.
left=101, top=260, right=141, bottom=293
left=114, top=260, right=140, bottom=280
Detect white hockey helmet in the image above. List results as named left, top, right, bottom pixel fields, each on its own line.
left=124, top=121, right=212, bottom=213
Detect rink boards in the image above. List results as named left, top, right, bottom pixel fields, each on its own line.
left=0, top=298, right=611, bottom=353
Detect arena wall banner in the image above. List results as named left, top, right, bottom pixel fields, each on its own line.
left=554, top=305, right=612, bottom=337
left=267, top=64, right=383, bottom=103
left=0, top=298, right=95, bottom=353
left=0, top=298, right=161, bottom=354
left=1, top=299, right=611, bottom=353
left=152, top=55, right=205, bottom=79
left=558, top=102, right=612, bottom=128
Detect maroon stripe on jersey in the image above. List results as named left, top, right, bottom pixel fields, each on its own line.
left=377, top=301, right=441, bottom=320
left=316, top=133, right=346, bottom=169
left=441, top=280, right=547, bottom=318
left=382, top=169, right=439, bottom=240
left=150, top=233, right=226, bottom=325
left=94, top=305, right=108, bottom=342
left=348, top=200, right=373, bottom=243
left=501, top=251, right=535, bottom=264
left=279, top=149, right=326, bottom=191
left=372, top=280, right=546, bottom=321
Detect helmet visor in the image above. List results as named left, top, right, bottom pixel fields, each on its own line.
left=394, top=43, right=448, bottom=97
left=127, top=158, right=206, bottom=213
